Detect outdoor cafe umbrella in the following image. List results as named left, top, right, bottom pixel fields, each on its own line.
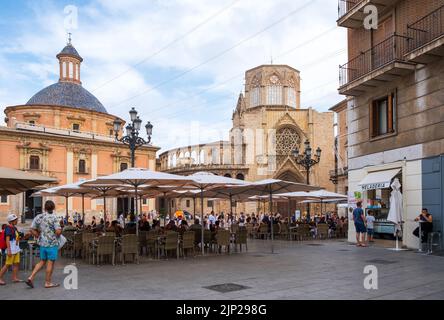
left=36, top=180, right=100, bottom=222
left=386, top=178, right=406, bottom=251
left=0, top=167, right=57, bottom=195
left=186, top=172, right=250, bottom=255
left=220, top=179, right=321, bottom=253
left=279, top=190, right=347, bottom=219
left=82, top=168, right=193, bottom=236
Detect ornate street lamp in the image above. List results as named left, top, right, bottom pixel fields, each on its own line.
left=293, top=140, right=321, bottom=221
left=113, top=108, right=153, bottom=168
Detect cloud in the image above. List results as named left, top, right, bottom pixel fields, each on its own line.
left=0, top=0, right=346, bottom=153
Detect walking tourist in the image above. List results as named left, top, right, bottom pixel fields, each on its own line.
left=353, top=202, right=367, bottom=247
left=0, top=214, right=23, bottom=285
left=26, top=200, right=62, bottom=289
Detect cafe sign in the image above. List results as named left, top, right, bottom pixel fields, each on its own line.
left=361, top=182, right=391, bottom=191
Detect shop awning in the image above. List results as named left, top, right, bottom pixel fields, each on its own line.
left=358, top=169, right=401, bottom=191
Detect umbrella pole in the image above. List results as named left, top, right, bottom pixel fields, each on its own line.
left=193, top=197, right=196, bottom=219
left=103, top=192, right=106, bottom=229
left=82, top=193, right=85, bottom=223
left=201, top=189, right=204, bottom=256
left=135, top=185, right=139, bottom=237
left=65, top=196, right=69, bottom=222
left=229, top=194, right=233, bottom=219
left=270, top=189, right=274, bottom=254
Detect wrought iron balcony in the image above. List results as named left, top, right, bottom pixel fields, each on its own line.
left=339, top=34, right=416, bottom=95
left=406, top=4, right=444, bottom=63
left=337, top=0, right=400, bottom=28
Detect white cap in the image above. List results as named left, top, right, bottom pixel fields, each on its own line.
left=7, top=214, right=18, bottom=223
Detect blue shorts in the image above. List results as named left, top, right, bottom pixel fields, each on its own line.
left=355, top=223, right=367, bottom=234
left=40, top=246, right=58, bottom=261
left=367, top=228, right=374, bottom=236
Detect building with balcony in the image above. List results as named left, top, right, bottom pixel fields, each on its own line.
left=159, top=65, right=336, bottom=216
left=329, top=99, right=349, bottom=196
left=0, top=40, right=159, bottom=222
left=338, top=0, right=444, bottom=249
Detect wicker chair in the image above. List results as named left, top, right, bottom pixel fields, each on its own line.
left=72, top=233, right=83, bottom=258
left=203, top=230, right=216, bottom=253
left=280, top=223, right=290, bottom=240
left=92, top=235, right=116, bottom=265
left=271, top=224, right=280, bottom=239
left=138, top=231, right=148, bottom=255
left=234, top=228, right=248, bottom=252
left=120, top=234, right=139, bottom=264
left=82, top=232, right=96, bottom=262
left=246, top=224, right=254, bottom=239
left=146, top=230, right=159, bottom=259
left=215, top=230, right=231, bottom=254
left=294, top=224, right=310, bottom=241
left=257, top=224, right=269, bottom=240
left=180, top=231, right=195, bottom=258
left=160, top=232, right=179, bottom=259
left=317, top=224, right=329, bottom=240
left=61, top=231, right=75, bottom=257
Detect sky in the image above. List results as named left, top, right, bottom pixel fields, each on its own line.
left=0, top=0, right=347, bottom=154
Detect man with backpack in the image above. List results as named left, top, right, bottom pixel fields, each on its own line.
left=0, top=214, right=23, bottom=285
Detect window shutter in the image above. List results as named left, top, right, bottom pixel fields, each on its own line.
left=387, top=93, right=394, bottom=133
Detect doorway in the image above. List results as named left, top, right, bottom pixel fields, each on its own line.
left=25, top=189, right=42, bottom=219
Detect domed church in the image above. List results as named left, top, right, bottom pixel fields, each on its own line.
left=0, top=40, right=159, bottom=222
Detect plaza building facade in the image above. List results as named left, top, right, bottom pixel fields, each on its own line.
left=159, top=65, right=335, bottom=216
left=338, top=0, right=444, bottom=249
left=0, top=41, right=159, bottom=223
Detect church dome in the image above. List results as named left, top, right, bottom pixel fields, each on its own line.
left=25, top=38, right=107, bottom=114
left=27, top=82, right=107, bottom=114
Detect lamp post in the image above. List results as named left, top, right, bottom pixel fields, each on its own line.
left=293, top=140, right=321, bottom=222
left=113, top=108, right=153, bottom=215
left=113, top=107, right=153, bottom=168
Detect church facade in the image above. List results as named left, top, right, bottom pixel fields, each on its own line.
left=0, top=41, right=158, bottom=222
left=159, top=65, right=335, bottom=215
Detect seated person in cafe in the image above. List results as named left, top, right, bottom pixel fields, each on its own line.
left=165, top=220, right=178, bottom=232
left=139, top=215, right=151, bottom=231
left=76, top=220, right=84, bottom=230
left=63, top=222, right=77, bottom=232
left=178, top=220, right=189, bottom=235
left=106, top=220, right=123, bottom=237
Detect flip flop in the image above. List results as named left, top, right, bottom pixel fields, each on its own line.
left=0, top=282, right=6, bottom=286
left=45, top=283, right=60, bottom=289
left=25, top=279, right=34, bottom=289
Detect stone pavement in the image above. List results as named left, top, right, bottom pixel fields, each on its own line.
left=1, top=239, right=444, bottom=300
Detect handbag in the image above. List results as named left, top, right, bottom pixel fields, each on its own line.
left=58, top=234, right=67, bottom=249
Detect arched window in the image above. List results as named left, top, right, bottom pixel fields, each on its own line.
left=62, top=62, right=67, bottom=78
left=276, top=127, right=301, bottom=167
left=287, top=87, right=297, bottom=108
left=185, top=151, right=190, bottom=158
left=69, top=62, right=74, bottom=78
left=236, top=173, right=245, bottom=180
left=250, top=87, right=260, bottom=108
left=75, top=64, right=79, bottom=80
left=224, top=173, right=232, bottom=178
left=78, top=159, right=86, bottom=173
left=168, top=156, right=172, bottom=168
left=29, top=155, right=40, bottom=170
left=191, top=151, right=197, bottom=164
left=120, top=163, right=128, bottom=172
left=267, top=85, right=282, bottom=105
left=172, top=154, right=177, bottom=167
left=199, top=150, right=205, bottom=164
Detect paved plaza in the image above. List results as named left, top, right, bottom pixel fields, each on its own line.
left=1, top=239, right=444, bottom=300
